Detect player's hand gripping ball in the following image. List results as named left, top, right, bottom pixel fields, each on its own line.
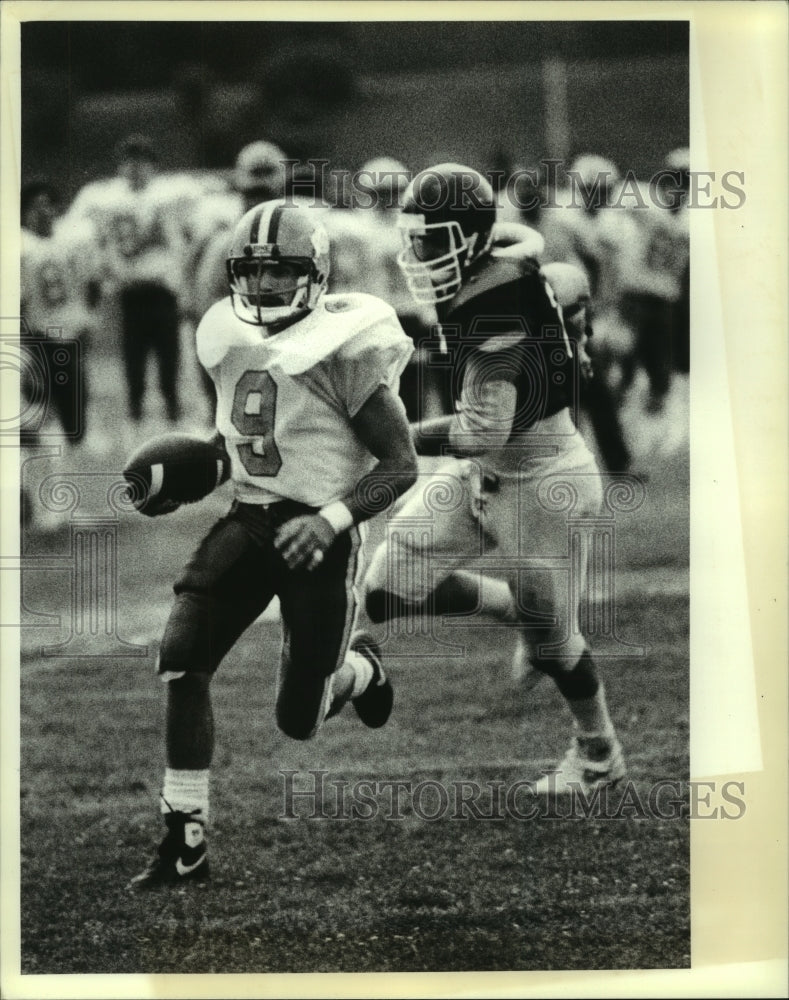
left=123, top=433, right=230, bottom=517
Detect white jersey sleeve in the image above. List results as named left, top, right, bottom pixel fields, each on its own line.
left=329, top=307, right=414, bottom=416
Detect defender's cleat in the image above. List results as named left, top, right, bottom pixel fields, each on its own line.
left=350, top=633, right=393, bottom=728
left=128, top=810, right=209, bottom=889
left=534, top=733, right=626, bottom=796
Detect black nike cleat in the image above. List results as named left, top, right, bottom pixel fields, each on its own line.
left=128, top=810, right=210, bottom=889
left=350, top=633, right=393, bottom=728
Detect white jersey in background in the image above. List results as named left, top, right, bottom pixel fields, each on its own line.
left=20, top=221, right=101, bottom=339
left=619, top=202, right=689, bottom=302
left=539, top=185, right=640, bottom=312
left=323, top=208, right=437, bottom=327
left=65, top=175, right=190, bottom=297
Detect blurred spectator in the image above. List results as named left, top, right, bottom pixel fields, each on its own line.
left=538, top=154, right=642, bottom=404
left=541, top=155, right=638, bottom=311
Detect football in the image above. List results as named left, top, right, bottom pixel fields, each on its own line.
left=123, top=432, right=230, bottom=516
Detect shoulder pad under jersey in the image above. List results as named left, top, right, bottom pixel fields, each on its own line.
left=268, top=293, right=405, bottom=376
left=491, top=221, right=545, bottom=262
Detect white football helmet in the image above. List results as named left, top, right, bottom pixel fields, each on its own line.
left=360, top=156, right=409, bottom=208
left=226, top=200, right=330, bottom=327
left=567, top=155, right=620, bottom=212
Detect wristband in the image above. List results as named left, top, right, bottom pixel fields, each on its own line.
left=318, top=500, right=354, bottom=535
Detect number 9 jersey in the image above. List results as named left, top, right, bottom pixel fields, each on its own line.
left=196, top=291, right=413, bottom=507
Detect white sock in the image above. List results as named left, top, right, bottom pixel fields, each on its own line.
left=346, top=649, right=375, bottom=698
left=161, top=768, right=210, bottom=824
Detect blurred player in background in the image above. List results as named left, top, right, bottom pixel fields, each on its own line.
left=20, top=180, right=101, bottom=447
left=324, top=156, right=444, bottom=421
left=537, top=154, right=635, bottom=470
left=130, top=200, right=417, bottom=887
left=192, top=140, right=288, bottom=320
left=540, top=155, right=635, bottom=312
left=363, top=163, right=626, bottom=797
left=66, top=134, right=189, bottom=428
left=618, top=147, right=690, bottom=414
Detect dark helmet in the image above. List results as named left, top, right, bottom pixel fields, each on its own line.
left=397, top=163, right=496, bottom=304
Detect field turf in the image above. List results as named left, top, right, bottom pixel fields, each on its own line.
left=17, top=380, right=690, bottom=974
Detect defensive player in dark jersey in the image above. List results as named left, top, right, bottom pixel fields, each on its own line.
left=363, top=163, right=626, bottom=795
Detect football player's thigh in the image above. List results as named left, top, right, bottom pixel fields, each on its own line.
left=365, top=460, right=482, bottom=602
left=159, top=510, right=276, bottom=677
left=529, top=467, right=602, bottom=645
left=275, top=527, right=364, bottom=740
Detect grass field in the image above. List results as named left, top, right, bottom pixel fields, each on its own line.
left=17, top=375, right=690, bottom=975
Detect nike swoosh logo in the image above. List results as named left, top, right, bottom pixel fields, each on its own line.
left=175, top=854, right=206, bottom=877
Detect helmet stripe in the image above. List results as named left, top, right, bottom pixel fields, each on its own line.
left=267, top=204, right=285, bottom=245
left=248, top=203, right=268, bottom=244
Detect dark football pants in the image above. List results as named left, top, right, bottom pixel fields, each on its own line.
left=158, top=501, right=363, bottom=741
left=620, top=292, right=678, bottom=404
left=120, top=282, right=181, bottom=422
left=21, top=330, right=86, bottom=444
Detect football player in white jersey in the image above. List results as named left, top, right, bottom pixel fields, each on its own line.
left=537, top=155, right=636, bottom=469
left=363, top=164, right=626, bottom=799
left=66, top=135, right=189, bottom=424
left=130, top=200, right=417, bottom=887
left=540, top=156, right=633, bottom=306
left=20, top=181, right=101, bottom=446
